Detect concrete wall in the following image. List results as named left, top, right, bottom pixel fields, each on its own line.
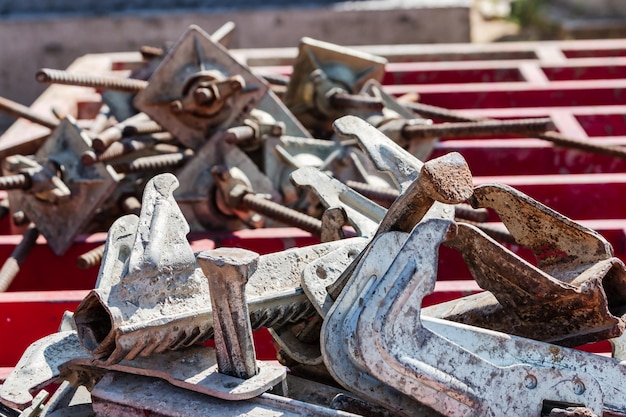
left=0, top=1, right=471, bottom=132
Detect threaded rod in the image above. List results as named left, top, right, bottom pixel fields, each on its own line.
left=36, top=68, right=148, bottom=93
left=0, top=224, right=39, bottom=292
left=0, top=174, right=31, bottom=191
left=404, top=101, right=626, bottom=160
left=241, top=194, right=323, bottom=236
left=402, top=117, right=554, bottom=140
left=76, top=244, right=105, bottom=270
left=0, top=96, right=58, bottom=130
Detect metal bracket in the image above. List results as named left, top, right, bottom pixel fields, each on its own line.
left=426, top=183, right=626, bottom=347
left=173, top=131, right=278, bottom=231
left=133, top=25, right=268, bottom=149
left=284, top=37, right=386, bottom=136
left=3, top=116, right=119, bottom=255
left=265, top=134, right=395, bottom=209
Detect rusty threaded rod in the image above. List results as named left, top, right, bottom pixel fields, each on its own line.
left=0, top=174, right=32, bottom=191
left=76, top=244, right=105, bottom=270
left=240, top=193, right=323, bottom=236
left=403, top=101, right=486, bottom=123
left=82, top=133, right=174, bottom=165
left=140, top=45, right=164, bottom=59
left=404, top=101, right=626, bottom=160
left=36, top=68, right=148, bottom=93
left=0, top=224, right=39, bottom=292
left=112, top=151, right=192, bottom=174
left=121, top=120, right=164, bottom=137
left=402, top=117, right=554, bottom=140
left=224, top=125, right=257, bottom=145
left=346, top=180, right=489, bottom=223
left=92, top=112, right=151, bottom=152
left=330, top=92, right=385, bottom=113
left=346, top=180, right=398, bottom=206
left=0, top=95, right=59, bottom=130
left=87, top=105, right=112, bottom=135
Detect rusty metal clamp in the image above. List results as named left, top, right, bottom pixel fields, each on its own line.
left=321, top=216, right=626, bottom=417
left=426, top=183, right=626, bottom=347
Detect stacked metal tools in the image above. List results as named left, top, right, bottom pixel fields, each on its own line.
left=1, top=23, right=626, bottom=417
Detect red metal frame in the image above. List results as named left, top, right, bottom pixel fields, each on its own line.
left=2, top=38, right=626, bottom=376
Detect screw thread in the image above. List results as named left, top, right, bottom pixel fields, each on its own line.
left=0, top=174, right=31, bottom=190
left=92, top=113, right=153, bottom=152
left=114, top=151, right=190, bottom=174
left=454, top=203, right=489, bottom=223
left=405, top=100, right=626, bottom=160
left=346, top=180, right=397, bottom=206
left=402, top=117, right=554, bottom=140
left=241, top=194, right=323, bottom=236
left=0, top=224, right=39, bottom=292
left=76, top=244, right=105, bottom=270
left=122, top=120, right=164, bottom=136
left=249, top=299, right=318, bottom=330
left=36, top=68, right=148, bottom=92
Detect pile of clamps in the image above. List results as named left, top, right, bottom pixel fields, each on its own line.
left=1, top=23, right=626, bottom=417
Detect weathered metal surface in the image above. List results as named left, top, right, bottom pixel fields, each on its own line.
left=198, top=248, right=259, bottom=379
left=320, top=116, right=473, bottom=300
left=426, top=183, right=626, bottom=347
left=322, top=218, right=626, bottom=416
left=283, top=37, right=387, bottom=137
left=90, top=372, right=361, bottom=417
left=0, top=329, right=285, bottom=411
left=133, top=25, right=268, bottom=149
left=63, top=345, right=286, bottom=401
left=73, top=172, right=365, bottom=364
left=290, top=167, right=385, bottom=237
left=0, top=331, right=88, bottom=409
left=173, top=131, right=278, bottom=231
left=2, top=117, right=119, bottom=255
left=264, top=134, right=395, bottom=212
left=5, top=33, right=626, bottom=417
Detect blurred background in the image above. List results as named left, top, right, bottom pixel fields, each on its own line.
left=0, top=0, right=624, bottom=133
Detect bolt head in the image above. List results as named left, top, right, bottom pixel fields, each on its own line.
left=169, top=100, right=183, bottom=113
left=523, top=375, right=537, bottom=389
left=572, top=378, right=585, bottom=395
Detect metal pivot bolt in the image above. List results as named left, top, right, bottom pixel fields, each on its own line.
left=198, top=248, right=260, bottom=379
